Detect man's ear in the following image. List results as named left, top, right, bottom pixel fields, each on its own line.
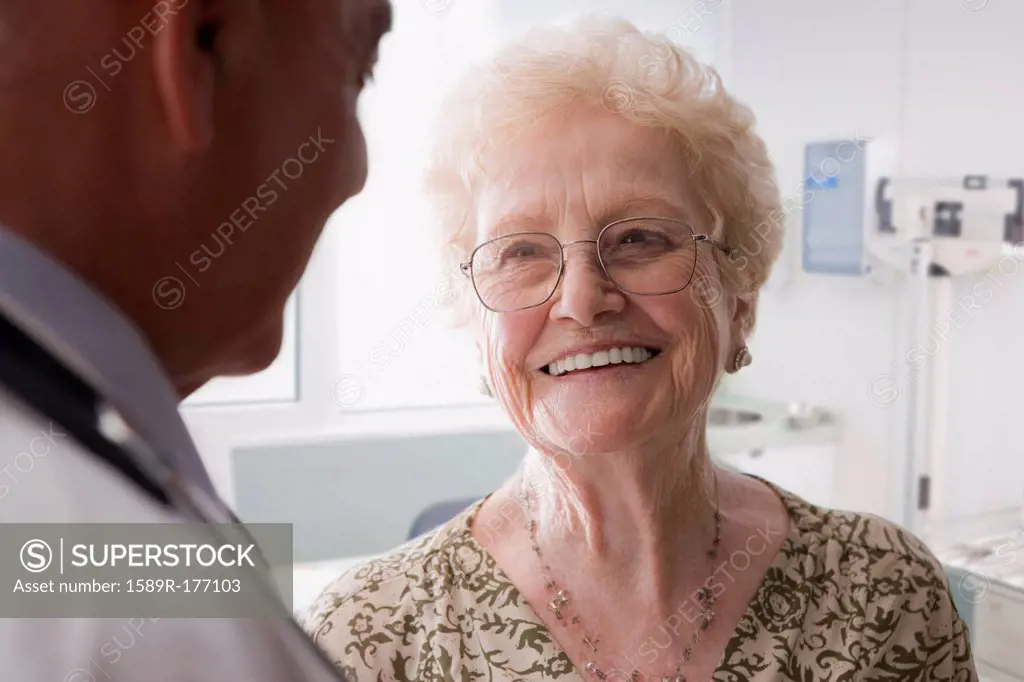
left=152, top=1, right=220, bottom=154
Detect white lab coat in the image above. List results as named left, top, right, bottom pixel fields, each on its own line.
left=0, top=388, right=349, bottom=682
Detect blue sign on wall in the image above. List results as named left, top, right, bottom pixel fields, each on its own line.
left=802, top=140, right=866, bottom=275
left=806, top=175, right=838, bottom=190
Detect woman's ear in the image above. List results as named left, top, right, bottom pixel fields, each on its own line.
left=723, top=294, right=753, bottom=373
left=728, top=294, right=753, bottom=343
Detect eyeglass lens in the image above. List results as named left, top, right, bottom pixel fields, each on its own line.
left=470, top=218, right=697, bottom=312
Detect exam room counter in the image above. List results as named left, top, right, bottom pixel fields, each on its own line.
left=939, top=529, right=1024, bottom=680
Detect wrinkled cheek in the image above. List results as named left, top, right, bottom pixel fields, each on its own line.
left=670, top=277, right=729, bottom=415
left=479, top=316, right=534, bottom=433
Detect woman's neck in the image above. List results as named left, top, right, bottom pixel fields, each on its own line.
left=517, top=437, right=721, bottom=607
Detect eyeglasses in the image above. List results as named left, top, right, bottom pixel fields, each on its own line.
left=460, top=216, right=733, bottom=313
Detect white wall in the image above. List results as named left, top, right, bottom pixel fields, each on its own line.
left=494, top=0, right=725, bottom=64
left=721, top=0, right=1024, bottom=524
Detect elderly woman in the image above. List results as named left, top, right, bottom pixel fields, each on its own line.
left=302, top=16, right=977, bottom=682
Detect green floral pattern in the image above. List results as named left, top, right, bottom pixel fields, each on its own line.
left=302, top=485, right=977, bottom=681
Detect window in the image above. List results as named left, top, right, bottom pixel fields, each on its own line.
left=183, top=0, right=501, bottom=415
left=181, top=1, right=502, bottom=415
left=329, top=0, right=499, bottom=411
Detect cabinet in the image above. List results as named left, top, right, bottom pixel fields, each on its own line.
left=974, top=584, right=1024, bottom=681
left=977, top=663, right=1023, bottom=682
left=714, top=443, right=838, bottom=509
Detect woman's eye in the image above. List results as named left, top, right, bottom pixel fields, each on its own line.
left=621, top=229, right=662, bottom=245
left=498, top=241, right=543, bottom=261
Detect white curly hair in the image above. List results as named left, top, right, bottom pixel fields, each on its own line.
left=424, top=14, right=784, bottom=339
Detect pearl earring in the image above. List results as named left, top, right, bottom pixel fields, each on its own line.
left=732, top=346, right=752, bottom=372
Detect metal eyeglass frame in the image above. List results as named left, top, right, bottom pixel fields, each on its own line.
left=459, top=216, right=734, bottom=313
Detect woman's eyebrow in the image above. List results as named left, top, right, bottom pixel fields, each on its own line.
left=600, top=195, right=693, bottom=223
left=488, top=212, right=551, bottom=235
left=484, top=196, right=695, bottom=236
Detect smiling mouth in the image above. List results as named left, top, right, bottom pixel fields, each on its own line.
left=542, top=346, right=663, bottom=377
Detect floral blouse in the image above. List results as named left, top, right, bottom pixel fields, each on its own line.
left=301, top=484, right=978, bottom=681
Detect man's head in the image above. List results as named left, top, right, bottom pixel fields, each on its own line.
left=0, top=0, right=391, bottom=394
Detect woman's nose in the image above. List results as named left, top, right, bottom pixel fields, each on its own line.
left=550, top=242, right=625, bottom=326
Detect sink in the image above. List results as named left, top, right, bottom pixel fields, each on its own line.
left=784, top=402, right=834, bottom=430
left=707, top=406, right=762, bottom=426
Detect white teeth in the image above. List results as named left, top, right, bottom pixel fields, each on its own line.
left=547, top=346, right=657, bottom=376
